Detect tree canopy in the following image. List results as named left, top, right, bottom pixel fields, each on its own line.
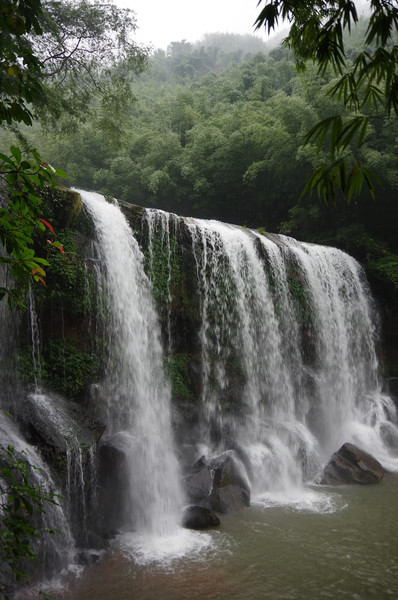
left=255, top=0, right=398, bottom=201
left=1, top=13, right=398, bottom=305
left=1, top=0, right=148, bottom=129
left=0, top=0, right=148, bottom=307
left=0, top=0, right=44, bottom=126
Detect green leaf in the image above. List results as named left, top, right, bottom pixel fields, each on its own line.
left=0, top=153, right=15, bottom=166
left=10, top=146, right=22, bottom=164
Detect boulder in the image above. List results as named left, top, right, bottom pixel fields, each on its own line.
left=208, top=450, right=251, bottom=513
left=98, top=435, right=132, bottom=491
left=183, top=449, right=251, bottom=514
left=97, top=433, right=137, bottom=535
left=320, top=442, right=384, bottom=485
left=19, top=391, right=105, bottom=472
left=182, top=505, right=220, bottom=530
left=183, top=455, right=213, bottom=504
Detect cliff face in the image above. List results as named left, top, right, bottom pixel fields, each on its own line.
left=4, top=188, right=398, bottom=558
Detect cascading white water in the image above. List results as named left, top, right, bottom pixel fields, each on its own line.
left=180, top=218, right=398, bottom=504
left=285, top=237, right=398, bottom=470
left=80, top=191, right=184, bottom=541
left=0, top=268, right=75, bottom=587
left=0, top=407, right=74, bottom=592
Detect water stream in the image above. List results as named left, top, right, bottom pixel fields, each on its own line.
left=54, top=478, right=398, bottom=600
left=80, top=191, right=186, bottom=553
left=172, top=217, right=398, bottom=501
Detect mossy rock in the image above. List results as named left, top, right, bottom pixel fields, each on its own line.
left=19, top=392, right=105, bottom=482
left=40, top=186, right=82, bottom=229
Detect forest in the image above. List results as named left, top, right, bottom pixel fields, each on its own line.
left=1, top=20, right=397, bottom=249
left=1, top=10, right=397, bottom=364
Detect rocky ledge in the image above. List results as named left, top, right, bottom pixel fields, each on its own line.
left=321, top=442, right=384, bottom=485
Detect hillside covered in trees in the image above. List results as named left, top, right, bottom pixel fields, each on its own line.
left=1, top=24, right=397, bottom=368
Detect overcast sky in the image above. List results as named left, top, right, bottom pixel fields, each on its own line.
left=117, top=0, right=268, bottom=50
left=117, top=0, right=371, bottom=51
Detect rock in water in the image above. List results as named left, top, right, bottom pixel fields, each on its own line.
left=208, top=450, right=251, bottom=513
left=183, top=455, right=213, bottom=504
left=183, top=450, right=251, bottom=513
left=182, top=505, right=220, bottom=530
left=321, top=443, right=384, bottom=485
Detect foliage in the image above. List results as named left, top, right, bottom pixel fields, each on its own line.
left=33, top=226, right=98, bottom=316
left=0, top=0, right=44, bottom=127
left=41, top=340, right=100, bottom=400
left=0, top=0, right=68, bottom=308
left=1, top=26, right=397, bottom=291
left=0, top=443, right=57, bottom=598
left=0, top=145, right=66, bottom=308
left=164, top=354, right=193, bottom=401
left=17, top=340, right=100, bottom=400
left=1, top=0, right=148, bottom=130
left=32, top=0, right=148, bottom=129
left=369, top=253, right=398, bottom=289
left=0, top=0, right=147, bottom=307
left=144, top=226, right=182, bottom=305
left=255, top=0, right=398, bottom=202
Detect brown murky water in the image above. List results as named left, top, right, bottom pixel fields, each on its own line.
left=39, top=477, right=398, bottom=600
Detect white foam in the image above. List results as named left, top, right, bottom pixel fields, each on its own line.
left=253, top=486, right=344, bottom=514
left=115, top=526, right=224, bottom=566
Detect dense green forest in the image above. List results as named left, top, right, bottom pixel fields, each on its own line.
left=1, top=23, right=397, bottom=340
left=1, top=27, right=396, bottom=224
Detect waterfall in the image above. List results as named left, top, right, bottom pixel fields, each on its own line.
left=80, top=191, right=184, bottom=539
left=3, top=188, right=398, bottom=591
left=145, top=214, right=398, bottom=503
left=0, top=412, right=74, bottom=585
left=0, top=268, right=74, bottom=590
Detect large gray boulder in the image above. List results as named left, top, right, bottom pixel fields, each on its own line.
left=183, top=455, right=213, bottom=504
left=97, top=432, right=135, bottom=535
left=208, top=450, right=251, bottom=513
left=321, top=442, right=384, bottom=485
left=182, top=505, right=220, bottom=530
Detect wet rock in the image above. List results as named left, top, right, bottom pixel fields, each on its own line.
left=321, top=442, right=384, bottom=485
left=182, top=505, right=220, bottom=530
left=76, top=551, right=101, bottom=566
left=97, top=433, right=138, bottom=535
left=98, top=434, right=131, bottom=490
left=183, top=450, right=251, bottom=513
left=385, top=377, right=398, bottom=398
left=183, top=455, right=213, bottom=504
left=19, top=391, right=105, bottom=473
left=40, top=186, right=82, bottom=228
left=208, top=450, right=251, bottom=513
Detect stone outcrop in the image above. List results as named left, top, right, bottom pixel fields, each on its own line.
left=183, top=450, right=251, bottom=514
left=19, top=391, right=105, bottom=480
left=97, top=433, right=134, bottom=535
left=320, top=442, right=384, bottom=485
left=182, top=505, right=220, bottom=530
left=208, top=450, right=251, bottom=513
left=183, top=455, right=213, bottom=505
